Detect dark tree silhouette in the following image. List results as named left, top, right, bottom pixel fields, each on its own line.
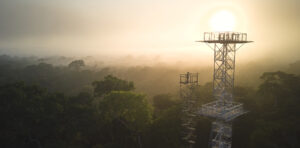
left=68, top=60, right=85, bottom=70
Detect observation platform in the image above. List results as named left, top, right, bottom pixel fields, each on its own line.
left=180, top=72, right=199, bottom=84
left=197, top=32, right=253, bottom=44
left=198, top=101, right=247, bottom=122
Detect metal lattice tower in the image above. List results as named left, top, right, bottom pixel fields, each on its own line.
left=180, top=72, right=199, bottom=148
left=197, top=32, right=252, bottom=148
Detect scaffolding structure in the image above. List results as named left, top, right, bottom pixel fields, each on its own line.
left=197, top=32, right=252, bottom=148
left=180, top=72, right=199, bottom=148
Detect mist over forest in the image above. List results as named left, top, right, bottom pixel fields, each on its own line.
left=1, top=54, right=297, bottom=96
left=0, top=54, right=299, bottom=147
left=0, top=0, right=300, bottom=147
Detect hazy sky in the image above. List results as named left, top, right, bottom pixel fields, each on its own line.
left=0, top=0, right=299, bottom=63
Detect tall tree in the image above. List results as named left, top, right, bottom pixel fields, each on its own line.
left=68, top=60, right=85, bottom=70
left=98, top=91, right=152, bottom=148
left=92, top=75, right=134, bottom=97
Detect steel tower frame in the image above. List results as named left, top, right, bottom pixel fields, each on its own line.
left=197, top=32, right=252, bottom=148
left=180, top=72, right=199, bottom=148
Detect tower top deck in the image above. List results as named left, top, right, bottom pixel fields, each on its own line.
left=197, top=32, right=253, bottom=44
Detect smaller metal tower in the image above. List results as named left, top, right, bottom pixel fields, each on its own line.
left=180, top=72, right=199, bottom=148
left=197, top=32, right=252, bottom=148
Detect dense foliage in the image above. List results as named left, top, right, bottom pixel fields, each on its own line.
left=93, top=75, right=134, bottom=97
left=0, top=55, right=299, bottom=148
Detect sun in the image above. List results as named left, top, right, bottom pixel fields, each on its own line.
left=209, top=10, right=236, bottom=32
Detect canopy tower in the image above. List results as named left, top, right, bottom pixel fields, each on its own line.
left=197, top=32, right=252, bottom=148
left=180, top=72, right=199, bottom=148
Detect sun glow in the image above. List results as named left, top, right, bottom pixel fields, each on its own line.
left=210, top=10, right=236, bottom=32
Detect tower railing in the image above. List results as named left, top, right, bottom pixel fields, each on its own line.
left=204, top=32, right=248, bottom=43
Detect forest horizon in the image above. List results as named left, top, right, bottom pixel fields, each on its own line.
left=0, top=0, right=299, bottom=148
